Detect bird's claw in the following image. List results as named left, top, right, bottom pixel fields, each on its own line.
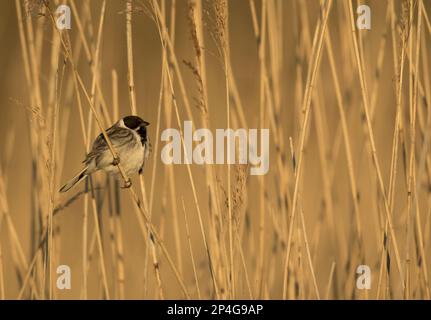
left=112, top=156, right=120, bottom=166
left=121, top=179, right=132, bottom=189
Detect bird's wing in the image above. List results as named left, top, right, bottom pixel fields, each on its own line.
left=84, top=126, right=136, bottom=166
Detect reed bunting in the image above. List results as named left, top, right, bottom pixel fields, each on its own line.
left=60, top=115, right=150, bottom=192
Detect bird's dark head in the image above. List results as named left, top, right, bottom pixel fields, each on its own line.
left=123, top=115, right=150, bottom=129
left=122, top=115, right=149, bottom=144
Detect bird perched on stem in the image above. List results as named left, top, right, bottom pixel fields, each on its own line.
left=60, top=115, right=150, bottom=192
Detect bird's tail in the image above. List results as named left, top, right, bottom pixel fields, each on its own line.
left=59, top=167, right=88, bottom=193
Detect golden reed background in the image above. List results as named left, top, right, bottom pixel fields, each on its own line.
left=0, top=0, right=431, bottom=299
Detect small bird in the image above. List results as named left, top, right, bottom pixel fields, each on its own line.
left=60, top=115, right=150, bottom=193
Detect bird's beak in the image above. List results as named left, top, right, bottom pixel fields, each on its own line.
left=143, top=121, right=150, bottom=126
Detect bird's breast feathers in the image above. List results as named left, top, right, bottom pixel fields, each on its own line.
left=93, top=128, right=146, bottom=177
left=113, top=129, right=146, bottom=176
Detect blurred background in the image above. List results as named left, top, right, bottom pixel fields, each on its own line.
left=0, top=0, right=431, bottom=299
